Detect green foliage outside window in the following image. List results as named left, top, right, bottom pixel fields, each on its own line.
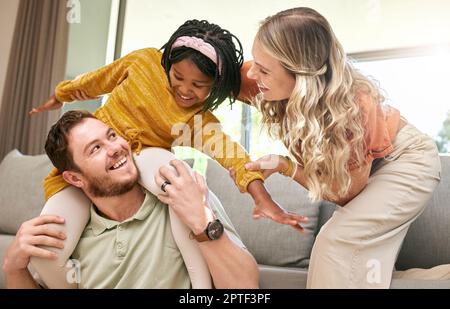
left=436, top=111, right=450, bottom=153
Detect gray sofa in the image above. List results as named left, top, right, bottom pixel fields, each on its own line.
left=1, top=149, right=449, bottom=288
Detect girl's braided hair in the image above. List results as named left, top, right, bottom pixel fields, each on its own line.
left=162, top=19, right=244, bottom=111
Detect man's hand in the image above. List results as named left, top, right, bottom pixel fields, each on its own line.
left=2, top=215, right=66, bottom=274
left=155, top=160, right=213, bottom=235
left=29, top=95, right=63, bottom=115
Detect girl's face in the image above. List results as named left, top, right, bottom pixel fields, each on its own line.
left=169, top=58, right=214, bottom=108
left=247, top=38, right=296, bottom=101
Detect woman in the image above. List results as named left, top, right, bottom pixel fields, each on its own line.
left=242, top=7, right=441, bottom=288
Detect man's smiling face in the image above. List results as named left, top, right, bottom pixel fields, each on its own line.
left=66, top=118, right=139, bottom=197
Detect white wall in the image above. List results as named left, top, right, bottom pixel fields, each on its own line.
left=119, top=0, right=450, bottom=151
left=0, top=0, right=20, bottom=111
left=121, top=0, right=450, bottom=58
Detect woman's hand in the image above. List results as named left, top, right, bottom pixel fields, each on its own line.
left=29, top=95, right=63, bottom=115
left=244, top=154, right=289, bottom=179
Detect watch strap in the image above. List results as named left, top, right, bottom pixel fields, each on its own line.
left=190, top=229, right=210, bottom=242
left=190, top=219, right=222, bottom=242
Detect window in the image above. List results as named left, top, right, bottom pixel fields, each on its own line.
left=173, top=100, right=245, bottom=174
left=246, top=49, right=450, bottom=157
left=62, top=0, right=113, bottom=114
left=352, top=49, right=450, bottom=153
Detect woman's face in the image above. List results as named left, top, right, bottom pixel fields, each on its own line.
left=169, top=58, right=214, bottom=108
left=247, top=38, right=296, bottom=101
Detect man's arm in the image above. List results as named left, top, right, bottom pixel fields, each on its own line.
left=2, top=215, right=66, bottom=289
left=2, top=268, right=40, bottom=289
left=197, top=229, right=259, bottom=288
left=156, top=160, right=259, bottom=288
left=195, top=197, right=259, bottom=289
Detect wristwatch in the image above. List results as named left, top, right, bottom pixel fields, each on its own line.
left=190, top=219, right=224, bottom=242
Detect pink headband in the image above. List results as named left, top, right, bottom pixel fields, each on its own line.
left=171, top=36, right=222, bottom=74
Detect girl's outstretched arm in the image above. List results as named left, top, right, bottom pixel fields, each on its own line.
left=191, top=113, right=307, bottom=232
left=54, top=50, right=140, bottom=103
left=30, top=49, right=150, bottom=115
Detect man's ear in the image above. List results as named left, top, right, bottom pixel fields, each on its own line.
left=62, top=170, right=84, bottom=188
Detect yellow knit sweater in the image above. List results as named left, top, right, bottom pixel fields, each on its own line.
left=44, top=48, right=263, bottom=199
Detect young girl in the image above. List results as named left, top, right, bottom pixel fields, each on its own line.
left=30, top=19, right=306, bottom=288
left=242, top=8, right=441, bottom=288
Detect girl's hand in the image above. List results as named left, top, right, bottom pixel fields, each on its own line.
left=244, top=154, right=289, bottom=179
left=229, top=168, right=308, bottom=233
left=29, top=95, right=63, bottom=115
left=29, top=90, right=100, bottom=116
left=253, top=196, right=308, bottom=233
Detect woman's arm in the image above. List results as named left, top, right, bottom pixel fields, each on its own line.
left=290, top=160, right=371, bottom=206
left=327, top=162, right=371, bottom=206
left=237, top=61, right=259, bottom=104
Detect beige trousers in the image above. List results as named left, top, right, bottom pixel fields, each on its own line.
left=307, top=123, right=442, bottom=288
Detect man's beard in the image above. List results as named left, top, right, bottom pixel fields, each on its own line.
left=84, top=169, right=140, bottom=198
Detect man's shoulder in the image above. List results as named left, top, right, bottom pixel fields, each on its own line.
left=141, top=186, right=161, bottom=205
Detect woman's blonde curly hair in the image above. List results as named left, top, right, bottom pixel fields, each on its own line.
left=255, top=7, right=384, bottom=202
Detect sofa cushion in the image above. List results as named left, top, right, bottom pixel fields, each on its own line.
left=259, top=265, right=308, bottom=289
left=0, top=150, right=52, bottom=234
left=205, top=159, right=320, bottom=268
left=0, top=234, right=15, bottom=288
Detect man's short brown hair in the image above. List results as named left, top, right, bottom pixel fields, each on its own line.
left=45, top=110, right=96, bottom=172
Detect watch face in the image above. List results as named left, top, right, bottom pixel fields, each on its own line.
left=207, top=219, right=224, bottom=240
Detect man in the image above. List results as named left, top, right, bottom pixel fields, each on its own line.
left=2, top=110, right=259, bottom=288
